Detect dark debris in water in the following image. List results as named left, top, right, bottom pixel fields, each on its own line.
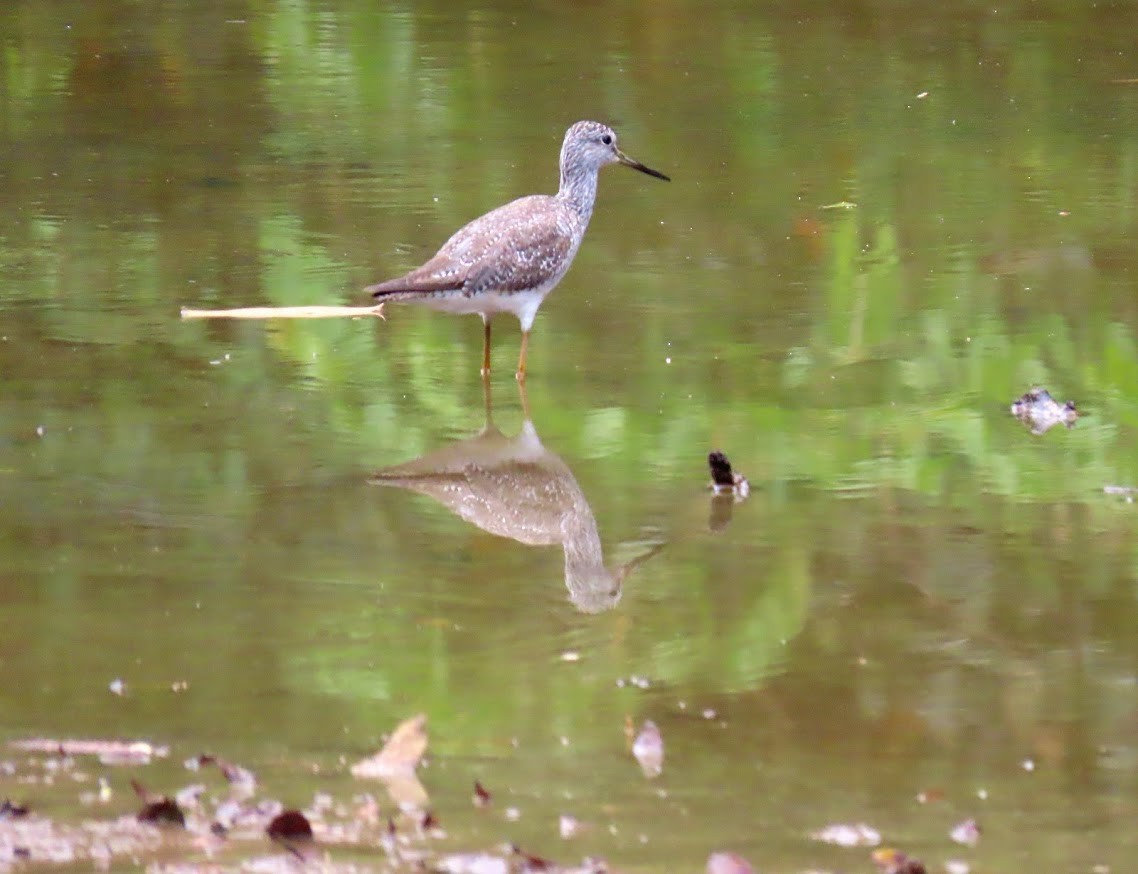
left=132, top=779, right=186, bottom=828
left=0, top=713, right=1007, bottom=873
left=0, top=801, right=28, bottom=821
left=707, top=451, right=749, bottom=532
left=266, top=809, right=315, bottom=861
left=472, top=780, right=492, bottom=808
left=707, top=451, right=750, bottom=498
left=1010, top=386, right=1078, bottom=434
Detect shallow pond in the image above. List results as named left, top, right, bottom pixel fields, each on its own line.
left=3, top=2, right=1138, bottom=871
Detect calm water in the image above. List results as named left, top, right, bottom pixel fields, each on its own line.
left=3, top=1, right=1138, bottom=871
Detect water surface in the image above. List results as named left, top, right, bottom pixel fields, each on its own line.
left=3, top=2, right=1138, bottom=871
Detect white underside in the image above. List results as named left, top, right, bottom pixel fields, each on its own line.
left=417, top=286, right=553, bottom=332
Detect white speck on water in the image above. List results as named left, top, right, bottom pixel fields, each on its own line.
left=1022, top=758, right=1035, bottom=772
left=504, top=807, right=520, bottom=821
left=560, top=651, right=580, bottom=662
left=665, top=357, right=671, bottom=364
left=36, top=425, right=45, bottom=437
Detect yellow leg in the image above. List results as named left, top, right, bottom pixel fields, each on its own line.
left=481, top=320, right=492, bottom=376
left=515, top=330, right=530, bottom=382
left=516, top=375, right=531, bottom=421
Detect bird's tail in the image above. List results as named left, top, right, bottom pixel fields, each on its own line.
left=365, top=281, right=427, bottom=302
left=366, top=270, right=460, bottom=301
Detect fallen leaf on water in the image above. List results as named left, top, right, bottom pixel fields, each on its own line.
left=266, top=809, right=315, bottom=861
left=132, top=780, right=186, bottom=828
left=810, top=822, right=881, bottom=847
left=190, top=754, right=257, bottom=797
left=949, top=817, right=981, bottom=847
left=631, top=720, right=664, bottom=778
left=510, top=842, right=555, bottom=871
left=1009, top=386, right=1078, bottom=435
left=473, top=780, right=492, bottom=808
left=706, top=851, right=754, bottom=874
left=351, top=713, right=428, bottom=778
left=872, top=847, right=927, bottom=874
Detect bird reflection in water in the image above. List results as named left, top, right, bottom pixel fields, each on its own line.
left=369, top=381, right=661, bottom=613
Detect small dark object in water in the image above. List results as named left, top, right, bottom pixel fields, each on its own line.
left=472, top=779, right=492, bottom=807
left=510, top=843, right=555, bottom=871
left=708, top=451, right=749, bottom=532
left=708, top=451, right=750, bottom=497
left=266, top=809, right=313, bottom=843
left=0, top=799, right=29, bottom=819
left=132, top=778, right=186, bottom=828
left=1010, top=387, right=1078, bottom=434
left=267, top=809, right=315, bottom=860
left=137, top=797, right=186, bottom=827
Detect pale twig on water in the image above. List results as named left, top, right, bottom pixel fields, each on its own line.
left=179, top=304, right=385, bottom=320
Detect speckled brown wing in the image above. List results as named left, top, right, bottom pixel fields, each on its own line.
left=368, top=195, right=575, bottom=299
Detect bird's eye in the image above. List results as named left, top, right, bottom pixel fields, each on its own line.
left=601, top=134, right=613, bottom=145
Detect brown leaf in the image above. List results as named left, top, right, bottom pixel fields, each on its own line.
left=267, top=809, right=315, bottom=861
left=137, top=797, right=186, bottom=828
left=473, top=780, right=492, bottom=808
left=351, top=713, right=428, bottom=778
left=267, top=809, right=313, bottom=842
left=510, top=843, right=555, bottom=872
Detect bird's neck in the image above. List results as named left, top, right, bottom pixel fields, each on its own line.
left=556, top=164, right=598, bottom=223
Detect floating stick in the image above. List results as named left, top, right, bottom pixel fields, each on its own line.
left=180, top=304, right=385, bottom=320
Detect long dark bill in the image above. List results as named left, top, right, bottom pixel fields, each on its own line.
left=617, top=150, right=670, bottom=182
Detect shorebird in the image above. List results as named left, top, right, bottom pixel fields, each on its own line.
left=368, top=382, right=663, bottom=612
left=366, top=120, right=669, bottom=380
